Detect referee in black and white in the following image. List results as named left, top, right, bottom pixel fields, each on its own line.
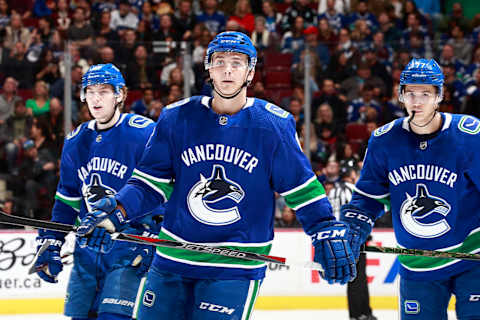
left=328, top=165, right=377, bottom=320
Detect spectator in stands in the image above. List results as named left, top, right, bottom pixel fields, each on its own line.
left=67, top=7, right=94, bottom=49
left=154, top=13, right=182, bottom=41
left=25, top=28, right=45, bottom=64
left=440, top=2, right=470, bottom=34
left=347, top=84, right=381, bottom=123
left=465, top=47, right=480, bottom=81
left=59, top=44, right=89, bottom=77
left=314, top=102, right=339, bottom=140
left=147, top=99, right=163, bottom=121
left=295, top=25, right=329, bottom=67
left=35, top=49, right=60, bottom=85
left=401, top=12, right=431, bottom=57
left=0, top=0, right=11, bottom=30
left=349, top=0, right=379, bottom=30
left=287, top=97, right=303, bottom=124
left=333, top=28, right=358, bottom=60
left=438, top=43, right=465, bottom=75
left=442, top=63, right=466, bottom=105
left=340, top=62, right=386, bottom=102
left=439, top=83, right=461, bottom=114
left=382, top=83, right=406, bottom=123
left=160, top=54, right=195, bottom=90
left=51, top=0, right=71, bottom=33
left=318, top=159, right=340, bottom=184
left=317, top=0, right=347, bottom=33
left=326, top=49, right=356, bottom=84
left=446, top=25, right=473, bottom=65
left=98, top=45, right=116, bottom=65
left=2, top=99, right=32, bottom=173
left=110, top=0, right=139, bottom=35
left=3, top=13, right=31, bottom=50
left=335, top=142, right=360, bottom=169
left=281, top=0, right=316, bottom=32
left=95, top=10, right=118, bottom=44
left=281, top=16, right=305, bottom=54
left=139, top=1, right=160, bottom=33
left=174, top=0, right=197, bottom=40
left=350, top=19, right=372, bottom=51
left=276, top=206, right=302, bottom=228
left=370, top=31, right=394, bottom=66
left=50, top=64, right=82, bottom=124
left=252, top=81, right=266, bottom=100
left=45, top=97, right=68, bottom=151
left=228, top=0, right=255, bottom=35
left=317, top=18, right=337, bottom=54
left=0, top=77, right=21, bottom=122
left=251, top=16, right=274, bottom=51
left=261, top=0, right=282, bottom=34
left=130, top=88, right=154, bottom=116
left=3, top=41, right=35, bottom=88
left=26, top=80, right=51, bottom=117
left=126, top=44, right=157, bottom=89
left=165, top=83, right=183, bottom=104
left=313, top=78, right=348, bottom=125
left=77, top=103, right=92, bottom=123
left=196, top=0, right=226, bottom=36
left=298, top=120, right=328, bottom=168
left=363, top=47, right=392, bottom=97
left=377, top=11, right=402, bottom=50
left=19, top=138, right=56, bottom=220
left=114, top=29, right=138, bottom=69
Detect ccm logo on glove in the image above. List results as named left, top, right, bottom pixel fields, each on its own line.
left=344, top=212, right=375, bottom=227
left=312, top=228, right=346, bottom=240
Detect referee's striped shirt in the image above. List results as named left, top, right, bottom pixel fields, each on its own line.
left=328, top=181, right=355, bottom=220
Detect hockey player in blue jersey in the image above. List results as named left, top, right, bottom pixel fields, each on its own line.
left=340, top=58, right=480, bottom=320
left=77, top=32, right=356, bottom=320
left=33, top=63, right=161, bottom=320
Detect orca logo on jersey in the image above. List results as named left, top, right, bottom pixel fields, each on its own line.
left=82, top=173, right=116, bottom=211
left=400, top=184, right=451, bottom=238
left=187, top=165, right=245, bottom=226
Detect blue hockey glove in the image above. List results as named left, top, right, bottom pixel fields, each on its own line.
left=34, top=234, right=64, bottom=283
left=78, top=227, right=115, bottom=253
left=310, top=220, right=357, bottom=285
left=130, top=243, right=155, bottom=276
left=77, top=196, right=127, bottom=236
left=340, top=204, right=374, bottom=261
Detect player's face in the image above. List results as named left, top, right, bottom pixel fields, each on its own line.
left=85, top=84, right=118, bottom=122
left=209, top=52, right=252, bottom=95
left=402, top=84, right=438, bottom=121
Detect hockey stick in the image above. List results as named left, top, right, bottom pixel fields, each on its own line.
left=0, top=211, right=324, bottom=271
left=363, top=245, right=480, bottom=261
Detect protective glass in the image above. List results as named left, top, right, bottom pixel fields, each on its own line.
left=85, top=88, right=115, bottom=100
left=402, top=91, right=436, bottom=104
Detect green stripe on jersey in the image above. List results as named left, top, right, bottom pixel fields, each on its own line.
left=55, top=194, right=81, bottom=211
left=156, top=230, right=271, bottom=268
left=398, top=229, right=480, bottom=270
left=284, top=178, right=326, bottom=210
left=132, top=170, right=174, bottom=200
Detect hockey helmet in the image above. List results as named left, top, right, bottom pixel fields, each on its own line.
left=81, top=63, right=126, bottom=102
left=399, top=58, right=444, bottom=102
left=204, top=31, right=257, bottom=70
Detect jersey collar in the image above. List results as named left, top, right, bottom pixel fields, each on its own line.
left=401, top=112, right=452, bottom=132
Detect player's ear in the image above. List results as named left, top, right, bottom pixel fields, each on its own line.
left=115, top=92, right=124, bottom=103
left=246, top=69, right=255, bottom=85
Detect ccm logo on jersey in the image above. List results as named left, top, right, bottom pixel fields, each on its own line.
left=344, top=212, right=375, bottom=227
left=312, top=228, right=346, bottom=240
left=199, top=302, right=235, bottom=315
left=470, top=295, right=480, bottom=302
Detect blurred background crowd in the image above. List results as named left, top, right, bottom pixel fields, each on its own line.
left=0, top=0, right=478, bottom=228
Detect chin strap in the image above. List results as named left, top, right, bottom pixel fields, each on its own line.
left=209, top=69, right=252, bottom=100
left=409, top=109, right=438, bottom=128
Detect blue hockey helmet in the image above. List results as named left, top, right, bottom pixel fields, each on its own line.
left=399, top=58, right=444, bottom=100
left=81, top=63, right=126, bottom=102
left=204, top=31, right=257, bottom=70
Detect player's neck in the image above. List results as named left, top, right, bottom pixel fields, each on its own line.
left=96, top=109, right=121, bottom=130
left=410, top=111, right=442, bottom=135
left=211, top=90, right=247, bottom=115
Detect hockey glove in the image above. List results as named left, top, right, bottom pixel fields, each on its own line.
left=34, top=233, right=64, bottom=283
left=340, top=204, right=374, bottom=261
left=310, top=220, right=356, bottom=285
left=77, top=196, right=127, bottom=236
left=130, top=243, right=155, bottom=276
left=78, top=227, right=114, bottom=253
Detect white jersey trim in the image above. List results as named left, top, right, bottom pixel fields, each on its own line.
left=279, top=175, right=318, bottom=196
left=201, top=96, right=210, bottom=109
left=87, top=120, right=96, bottom=130
left=115, top=113, right=127, bottom=127
left=130, top=175, right=167, bottom=202
left=353, top=186, right=390, bottom=199
left=133, top=169, right=171, bottom=184
left=291, top=194, right=326, bottom=211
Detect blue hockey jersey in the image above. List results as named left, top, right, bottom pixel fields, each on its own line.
left=116, top=96, right=334, bottom=280
left=351, top=113, right=480, bottom=280
left=52, top=113, right=155, bottom=226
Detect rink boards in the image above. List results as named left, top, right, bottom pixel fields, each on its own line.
left=0, top=229, right=455, bottom=314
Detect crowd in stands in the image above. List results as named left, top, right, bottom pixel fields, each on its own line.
left=0, top=0, right=479, bottom=228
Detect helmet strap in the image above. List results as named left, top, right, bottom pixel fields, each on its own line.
left=209, top=69, right=252, bottom=100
